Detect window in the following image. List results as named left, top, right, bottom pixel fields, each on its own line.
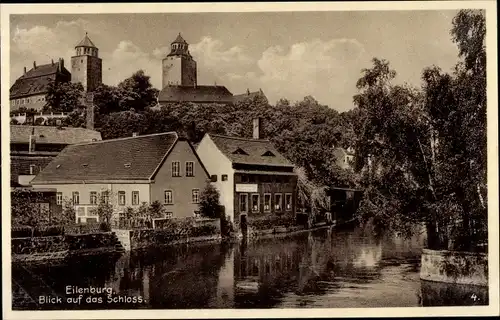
left=232, top=148, right=248, bottom=155
left=29, top=164, right=36, bottom=175
left=90, top=191, right=97, bottom=205
left=56, top=192, right=63, bottom=205
left=118, top=191, right=126, bottom=206
left=251, top=194, right=260, bottom=212
left=241, top=175, right=249, bottom=183
left=239, top=194, right=248, bottom=213
left=285, top=193, right=293, bottom=211
left=192, top=189, right=200, bottom=204
left=264, top=194, right=271, bottom=212
left=262, top=151, right=275, bottom=157
left=222, top=174, right=228, bottom=181
left=164, top=190, right=173, bottom=205
left=165, top=212, right=173, bottom=219
left=72, top=192, right=80, bottom=205
left=275, top=194, right=282, bottom=211
left=186, top=161, right=194, bottom=177
left=132, top=191, right=140, bottom=205
left=172, top=161, right=181, bottom=177
left=194, top=211, right=201, bottom=218
left=101, top=191, right=109, bottom=204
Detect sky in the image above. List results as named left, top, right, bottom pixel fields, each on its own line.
left=9, top=10, right=460, bottom=112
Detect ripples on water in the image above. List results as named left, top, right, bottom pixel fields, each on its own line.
left=12, top=226, right=486, bottom=309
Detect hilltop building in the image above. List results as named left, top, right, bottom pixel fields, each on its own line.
left=10, top=59, right=71, bottom=112
left=158, top=34, right=267, bottom=105
left=9, top=33, right=102, bottom=113
left=71, top=32, right=102, bottom=92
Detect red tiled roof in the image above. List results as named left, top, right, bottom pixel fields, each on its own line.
left=208, top=134, right=295, bottom=167
left=10, top=62, right=71, bottom=99
left=10, top=125, right=102, bottom=145
left=158, top=85, right=234, bottom=104
left=31, top=132, right=179, bottom=184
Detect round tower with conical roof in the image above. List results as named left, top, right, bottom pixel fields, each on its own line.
left=162, top=33, right=197, bottom=88
left=71, top=32, right=102, bottom=92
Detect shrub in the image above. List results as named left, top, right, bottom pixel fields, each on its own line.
left=199, top=182, right=221, bottom=218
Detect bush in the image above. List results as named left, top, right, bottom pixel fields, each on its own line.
left=199, top=182, right=221, bottom=218
left=248, top=215, right=296, bottom=231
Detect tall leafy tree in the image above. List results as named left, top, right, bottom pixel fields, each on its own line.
left=117, top=70, right=159, bottom=112
left=45, top=81, right=85, bottom=113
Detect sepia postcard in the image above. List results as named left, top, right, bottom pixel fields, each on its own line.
left=1, top=1, right=499, bottom=319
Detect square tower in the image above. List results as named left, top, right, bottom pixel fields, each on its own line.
left=71, top=33, right=102, bottom=92
left=162, top=33, right=197, bottom=88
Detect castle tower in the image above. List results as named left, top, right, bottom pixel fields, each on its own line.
left=71, top=33, right=102, bottom=92
left=162, top=33, right=197, bottom=88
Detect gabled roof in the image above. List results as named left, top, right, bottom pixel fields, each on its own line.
left=10, top=125, right=102, bottom=145
left=75, top=33, right=97, bottom=48
left=158, top=85, right=234, bottom=104
left=232, top=89, right=268, bottom=104
left=208, top=134, right=295, bottom=167
left=10, top=62, right=71, bottom=99
left=31, top=132, right=179, bottom=184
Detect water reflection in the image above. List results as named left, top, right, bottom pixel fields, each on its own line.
left=12, top=226, right=484, bottom=310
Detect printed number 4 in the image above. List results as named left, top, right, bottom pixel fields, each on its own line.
left=471, top=294, right=480, bottom=301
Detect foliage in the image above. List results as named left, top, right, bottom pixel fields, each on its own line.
left=93, top=70, right=159, bottom=115
left=352, top=10, right=487, bottom=251
left=95, top=191, right=114, bottom=226
left=11, top=189, right=50, bottom=227
left=199, top=182, right=221, bottom=218
left=45, top=81, right=85, bottom=113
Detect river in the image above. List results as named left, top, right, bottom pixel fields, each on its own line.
left=11, top=226, right=488, bottom=310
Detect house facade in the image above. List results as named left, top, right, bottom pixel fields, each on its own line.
left=196, top=119, right=298, bottom=228
left=31, top=132, right=210, bottom=223
left=333, top=147, right=355, bottom=170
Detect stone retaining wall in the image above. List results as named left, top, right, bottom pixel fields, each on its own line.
left=420, top=249, right=488, bottom=286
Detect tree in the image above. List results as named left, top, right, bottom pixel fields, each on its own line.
left=45, top=81, right=85, bottom=113
left=93, top=84, right=125, bottom=115
left=11, top=189, right=49, bottom=227
left=352, top=10, right=487, bottom=251
left=95, top=191, right=114, bottom=226
left=117, top=70, right=159, bottom=112
left=199, top=182, right=221, bottom=218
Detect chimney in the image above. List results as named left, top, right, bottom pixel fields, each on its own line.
left=253, top=118, right=263, bottom=140
left=29, top=127, right=36, bottom=153
left=23, top=66, right=26, bottom=74
left=85, top=93, right=95, bottom=130
left=51, top=59, right=54, bottom=66
left=58, top=58, right=64, bottom=72
left=247, top=88, right=250, bottom=95
left=33, top=61, right=37, bottom=69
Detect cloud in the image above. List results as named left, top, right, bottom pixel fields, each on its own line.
left=10, top=19, right=98, bottom=84
left=224, top=38, right=368, bottom=110
left=10, top=20, right=368, bottom=111
left=102, top=41, right=161, bottom=87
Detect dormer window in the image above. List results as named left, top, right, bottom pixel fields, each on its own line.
left=262, top=150, right=275, bottom=157
left=124, top=163, right=131, bottom=168
left=232, top=148, right=248, bottom=155
left=82, top=164, right=88, bottom=168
